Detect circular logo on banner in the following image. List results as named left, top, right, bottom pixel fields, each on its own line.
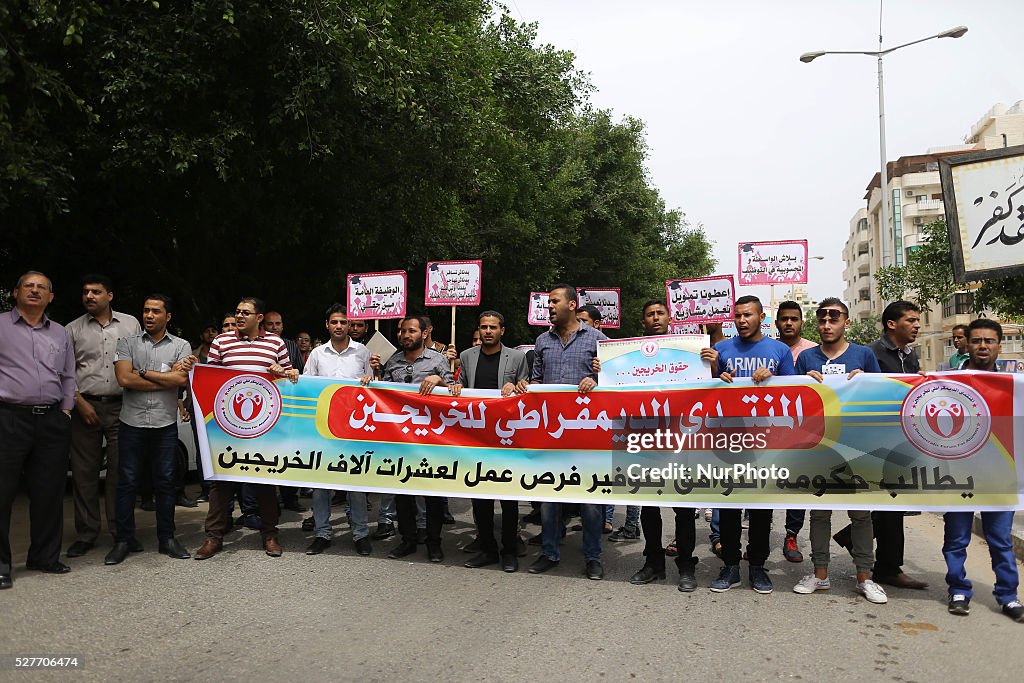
left=213, top=374, right=282, bottom=439
left=640, top=340, right=660, bottom=358
left=900, top=380, right=990, bottom=459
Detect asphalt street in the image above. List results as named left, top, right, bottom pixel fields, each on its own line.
left=2, top=490, right=1022, bottom=682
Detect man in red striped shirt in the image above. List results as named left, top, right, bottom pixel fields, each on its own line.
left=194, top=297, right=298, bottom=560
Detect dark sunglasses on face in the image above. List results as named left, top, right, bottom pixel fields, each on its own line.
left=816, top=310, right=844, bottom=323
left=404, top=365, right=414, bottom=383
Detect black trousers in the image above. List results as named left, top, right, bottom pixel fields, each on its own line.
left=0, top=407, right=71, bottom=575
left=871, top=510, right=905, bottom=576
left=719, top=508, right=772, bottom=566
left=640, top=506, right=697, bottom=570
left=397, top=494, right=442, bottom=546
left=472, top=498, right=519, bottom=555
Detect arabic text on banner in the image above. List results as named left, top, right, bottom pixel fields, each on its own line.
left=347, top=270, right=408, bottom=320
left=737, top=240, right=809, bottom=286
left=191, top=366, right=1024, bottom=510
left=598, top=335, right=710, bottom=385
left=666, top=275, right=735, bottom=325
left=425, top=260, right=483, bottom=306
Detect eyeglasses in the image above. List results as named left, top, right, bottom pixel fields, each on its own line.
left=234, top=309, right=256, bottom=317
left=403, top=365, right=414, bottom=383
left=815, top=310, right=844, bottom=323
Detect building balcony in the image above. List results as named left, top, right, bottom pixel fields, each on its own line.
left=903, top=199, right=945, bottom=218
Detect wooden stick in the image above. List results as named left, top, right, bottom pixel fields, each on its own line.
left=450, top=304, right=457, bottom=372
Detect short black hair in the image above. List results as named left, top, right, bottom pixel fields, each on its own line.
left=881, top=300, right=919, bottom=327
left=325, top=302, right=347, bottom=320
left=81, top=273, right=114, bottom=292
left=776, top=300, right=802, bottom=316
left=734, top=295, right=763, bottom=313
left=237, top=297, right=266, bottom=315
left=550, top=283, right=577, bottom=303
left=967, top=318, right=1002, bottom=343
left=817, top=297, right=849, bottom=317
left=399, top=315, right=424, bottom=332
left=578, top=304, right=602, bottom=321
left=143, top=293, right=173, bottom=314
left=642, top=299, right=668, bottom=315
left=951, top=324, right=967, bottom=334
left=479, top=310, right=505, bottom=326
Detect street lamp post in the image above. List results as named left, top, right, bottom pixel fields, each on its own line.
left=800, top=25, right=967, bottom=269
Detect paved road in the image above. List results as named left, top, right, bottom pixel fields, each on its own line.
left=3, top=491, right=1022, bottom=682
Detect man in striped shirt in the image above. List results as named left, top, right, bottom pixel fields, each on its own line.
left=194, top=297, right=299, bottom=560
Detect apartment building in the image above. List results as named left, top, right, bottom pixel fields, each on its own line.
left=842, top=101, right=1024, bottom=370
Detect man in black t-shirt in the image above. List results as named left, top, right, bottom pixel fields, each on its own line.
left=452, top=311, right=530, bottom=572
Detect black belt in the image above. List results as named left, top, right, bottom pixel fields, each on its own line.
left=81, top=393, right=122, bottom=403
left=0, top=401, right=60, bottom=415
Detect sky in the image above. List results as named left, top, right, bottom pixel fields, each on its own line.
left=506, top=0, right=1022, bottom=305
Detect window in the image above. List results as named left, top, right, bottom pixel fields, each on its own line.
left=916, top=195, right=928, bottom=203
left=942, top=292, right=974, bottom=318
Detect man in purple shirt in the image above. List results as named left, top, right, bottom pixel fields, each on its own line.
left=0, top=271, right=77, bottom=590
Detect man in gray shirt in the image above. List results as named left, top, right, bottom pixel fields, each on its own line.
left=65, top=274, right=141, bottom=558
left=0, top=271, right=76, bottom=589
left=105, top=294, right=195, bottom=565
left=363, top=314, right=454, bottom=562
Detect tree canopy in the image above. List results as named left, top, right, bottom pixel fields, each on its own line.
left=1, top=1, right=714, bottom=342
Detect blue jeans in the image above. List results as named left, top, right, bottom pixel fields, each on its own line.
left=314, top=489, right=370, bottom=540
left=604, top=505, right=641, bottom=530
left=379, top=494, right=396, bottom=524
left=116, top=422, right=177, bottom=542
left=709, top=508, right=721, bottom=544
left=541, top=502, right=602, bottom=562
left=943, top=511, right=1019, bottom=605
left=786, top=509, right=805, bottom=536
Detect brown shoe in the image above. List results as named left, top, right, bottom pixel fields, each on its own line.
left=194, top=537, right=222, bottom=560
left=263, top=536, right=283, bottom=557
left=873, top=572, right=929, bottom=590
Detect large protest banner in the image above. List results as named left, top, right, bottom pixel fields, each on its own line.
left=738, top=240, right=809, bottom=285
left=191, top=366, right=1024, bottom=510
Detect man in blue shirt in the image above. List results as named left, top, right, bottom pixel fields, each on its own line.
left=703, top=295, right=794, bottom=595
left=942, top=318, right=1023, bottom=622
left=519, top=284, right=608, bottom=580
left=790, top=298, right=887, bottom=604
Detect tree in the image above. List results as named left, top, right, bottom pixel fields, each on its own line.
left=1, top=1, right=715, bottom=343
left=875, top=218, right=1024, bottom=319
left=847, top=315, right=881, bottom=346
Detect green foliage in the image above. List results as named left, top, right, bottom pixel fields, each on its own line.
left=874, top=218, right=1024, bottom=320
left=801, top=311, right=821, bottom=344
left=0, top=1, right=714, bottom=342
left=847, top=315, right=881, bottom=347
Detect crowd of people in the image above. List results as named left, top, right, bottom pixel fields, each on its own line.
left=0, top=271, right=1020, bottom=623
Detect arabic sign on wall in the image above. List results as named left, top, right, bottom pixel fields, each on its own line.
left=425, top=260, right=483, bottom=306
left=738, top=240, right=808, bottom=285
left=527, top=291, right=549, bottom=326
left=577, top=287, right=621, bottom=329
left=190, top=366, right=1024, bottom=510
left=347, top=270, right=408, bottom=320
left=940, top=145, right=1024, bottom=281
left=597, top=334, right=710, bottom=385
left=666, top=275, right=735, bottom=325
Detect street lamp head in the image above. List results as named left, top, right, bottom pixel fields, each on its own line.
left=800, top=51, right=826, bottom=63
left=938, top=25, right=968, bottom=39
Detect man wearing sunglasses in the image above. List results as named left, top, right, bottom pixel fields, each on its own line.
left=363, top=315, right=455, bottom=562
left=791, top=298, right=886, bottom=604
left=194, top=297, right=299, bottom=561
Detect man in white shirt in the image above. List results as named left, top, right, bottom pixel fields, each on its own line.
left=303, top=304, right=373, bottom=556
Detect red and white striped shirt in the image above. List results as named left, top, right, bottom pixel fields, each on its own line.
left=206, top=331, right=292, bottom=371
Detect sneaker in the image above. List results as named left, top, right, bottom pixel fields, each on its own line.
left=792, top=574, right=831, bottom=594
left=749, top=565, right=773, bottom=594
left=856, top=579, right=888, bottom=604
left=948, top=594, right=970, bottom=615
left=704, top=508, right=713, bottom=522
left=602, top=522, right=614, bottom=534
left=608, top=526, right=640, bottom=542
left=709, top=565, right=741, bottom=592
left=782, top=533, right=803, bottom=563
left=1002, top=600, right=1024, bottom=622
